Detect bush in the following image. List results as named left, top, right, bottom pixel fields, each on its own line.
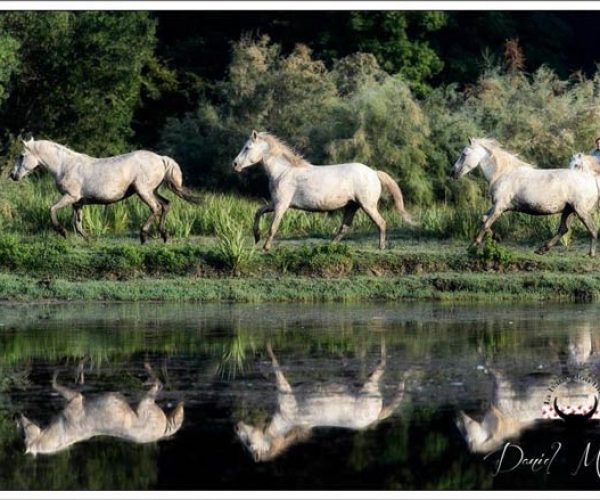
left=468, top=234, right=514, bottom=267
left=160, top=37, right=432, bottom=208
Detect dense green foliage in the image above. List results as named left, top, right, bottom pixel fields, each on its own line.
left=0, top=12, right=163, bottom=155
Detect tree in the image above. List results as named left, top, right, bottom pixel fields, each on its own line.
left=0, top=12, right=160, bottom=155
left=0, top=34, right=19, bottom=109
left=348, top=12, right=447, bottom=95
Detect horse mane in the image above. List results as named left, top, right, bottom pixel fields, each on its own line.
left=579, top=154, right=600, bottom=175
left=475, top=138, right=535, bottom=171
left=29, top=139, right=90, bottom=161
left=260, top=133, right=310, bottom=168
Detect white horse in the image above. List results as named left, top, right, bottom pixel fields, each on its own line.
left=232, top=131, right=415, bottom=250
left=17, top=364, right=184, bottom=456
left=235, top=341, right=406, bottom=462
left=10, top=138, right=199, bottom=243
left=457, top=326, right=598, bottom=454
left=451, top=138, right=600, bottom=256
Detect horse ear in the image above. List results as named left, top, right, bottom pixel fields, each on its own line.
left=468, top=137, right=473, bottom=145
left=252, top=130, right=258, bottom=140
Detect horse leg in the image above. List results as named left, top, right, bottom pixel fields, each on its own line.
left=266, top=342, right=293, bottom=394
left=253, top=204, right=274, bottom=244
left=50, top=194, right=77, bottom=238
left=474, top=206, right=503, bottom=246
left=333, top=203, right=359, bottom=243
left=481, top=207, right=496, bottom=239
left=536, top=208, right=573, bottom=254
left=155, top=192, right=171, bottom=243
left=263, top=203, right=289, bottom=251
left=363, top=338, right=386, bottom=392
left=360, top=203, right=387, bottom=250
left=137, top=191, right=162, bottom=244
left=574, top=209, right=598, bottom=257
left=52, top=372, right=81, bottom=402
left=72, top=204, right=88, bottom=239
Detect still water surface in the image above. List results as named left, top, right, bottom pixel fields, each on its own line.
left=1, top=302, right=600, bottom=490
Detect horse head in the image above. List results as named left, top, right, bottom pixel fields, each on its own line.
left=16, top=414, right=43, bottom=456
left=456, top=405, right=522, bottom=454
left=10, top=138, right=41, bottom=181
left=164, top=402, right=185, bottom=437
left=450, top=138, right=489, bottom=179
left=569, top=153, right=585, bottom=171
left=232, top=130, right=269, bottom=172
left=235, top=421, right=273, bottom=462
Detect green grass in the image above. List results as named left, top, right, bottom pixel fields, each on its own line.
left=3, top=176, right=600, bottom=303
left=0, top=271, right=598, bottom=303
left=0, top=175, right=587, bottom=243
left=0, top=232, right=599, bottom=303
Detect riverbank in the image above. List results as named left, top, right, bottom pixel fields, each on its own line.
left=1, top=234, right=599, bottom=303
left=0, top=271, right=599, bottom=303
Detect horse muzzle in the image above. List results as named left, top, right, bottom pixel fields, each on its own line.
left=232, top=161, right=243, bottom=173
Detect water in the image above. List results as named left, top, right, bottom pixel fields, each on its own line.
left=1, top=302, right=600, bottom=490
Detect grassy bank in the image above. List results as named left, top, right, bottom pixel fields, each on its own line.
left=0, top=231, right=599, bottom=303
left=0, top=272, right=599, bottom=303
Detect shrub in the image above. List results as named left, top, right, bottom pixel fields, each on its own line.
left=467, top=234, right=514, bottom=267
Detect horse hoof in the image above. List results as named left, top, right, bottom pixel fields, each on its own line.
left=535, top=247, right=547, bottom=255
left=140, top=232, right=148, bottom=244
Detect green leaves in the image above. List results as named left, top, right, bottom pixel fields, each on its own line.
left=0, top=34, right=19, bottom=106
left=0, top=12, right=159, bottom=155
left=349, top=12, right=447, bottom=95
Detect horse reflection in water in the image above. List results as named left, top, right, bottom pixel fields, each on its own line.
left=236, top=341, right=407, bottom=462
left=457, top=325, right=600, bottom=454
left=17, top=363, right=184, bottom=456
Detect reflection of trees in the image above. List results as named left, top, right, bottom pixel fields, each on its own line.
left=345, top=406, right=493, bottom=490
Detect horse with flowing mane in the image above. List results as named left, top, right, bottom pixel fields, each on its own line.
left=451, top=138, right=600, bottom=256
left=9, top=138, right=200, bottom=243
left=232, top=130, right=415, bottom=250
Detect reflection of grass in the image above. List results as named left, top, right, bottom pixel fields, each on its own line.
left=0, top=326, right=208, bottom=366
left=217, top=326, right=256, bottom=380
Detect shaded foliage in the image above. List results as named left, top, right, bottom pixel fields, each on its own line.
left=0, top=12, right=161, bottom=156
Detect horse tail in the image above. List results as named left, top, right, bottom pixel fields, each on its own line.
left=376, top=171, right=417, bottom=226
left=162, top=156, right=201, bottom=204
